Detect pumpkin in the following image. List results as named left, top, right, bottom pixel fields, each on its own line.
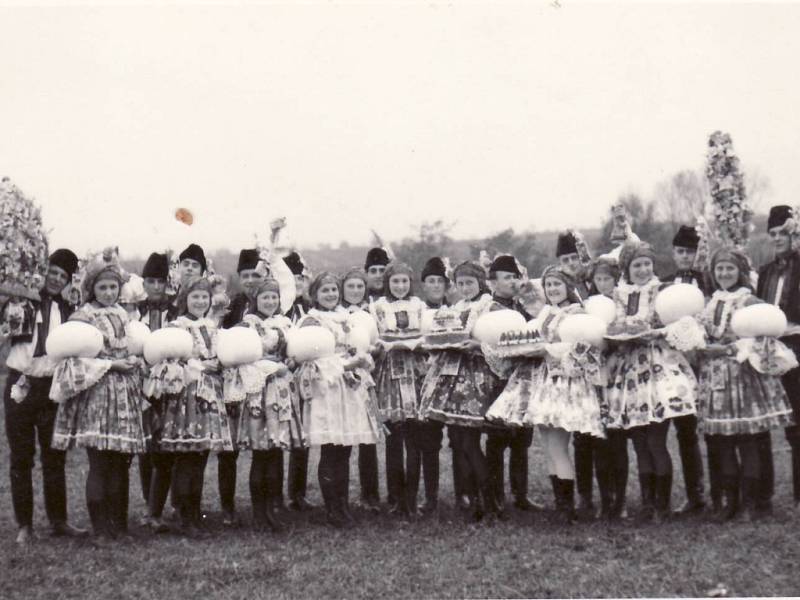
left=286, top=326, right=336, bottom=362
left=472, top=309, right=526, bottom=345
left=583, top=294, right=616, bottom=325
left=125, top=320, right=151, bottom=356
left=655, top=283, right=705, bottom=325
left=217, top=327, right=263, bottom=367
left=557, top=313, right=607, bottom=346
left=731, top=303, right=787, bottom=338
left=46, top=321, right=104, bottom=359
left=143, top=328, right=194, bottom=365
left=348, top=310, right=379, bottom=344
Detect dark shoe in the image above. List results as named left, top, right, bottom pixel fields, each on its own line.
left=654, top=473, right=673, bottom=523
left=558, top=479, right=577, bottom=525
left=419, top=498, right=439, bottom=515
left=289, top=496, right=316, bottom=512
left=513, top=496, right=544, bottom=511
left=636, top=473, right=656, bottom=524
left=469, top=494, right=484, bottom=522
left=221, top=509, right=238, bottom=527
left=15, top=526, right=33, bottom=545
left=576, top=494, right=596, bottom=522
left=148, top=517, right=171, bottom=534
left=360, top=496, right=381, bottom=514
left=51, top=521, right=89, bottom=538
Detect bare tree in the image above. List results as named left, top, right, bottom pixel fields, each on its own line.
left=651, top=169, right=708, bottom=228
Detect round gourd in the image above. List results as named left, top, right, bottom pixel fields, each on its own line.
left=348, top=310, right=379, bottom=344
left=46, top=321, right=104, bottom=359
left=583, top=294, right=616, bottom=325
left=286, top=326, right=336, bottom=362
left=557, top=313, right=607, bottom=346
left=655, top=283, right=705, bottom=325
left=144, top=328, right=194, bottom=365
left=346, top=325, right=372, bottom=354
left=731, top=304, right=787, bottom=338
left=472, top=309, right=526, bottom=345
left=217, top=327, right=262, bottom=367
left=125, top=320, right=151, bottom=356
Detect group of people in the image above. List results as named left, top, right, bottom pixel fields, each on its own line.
left=3, top=203, right=800, bottom=545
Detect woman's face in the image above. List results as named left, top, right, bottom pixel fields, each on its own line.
left=714, top=260, right=740, bottom=291
left=342, top=277, right=366, bottom=306
left=593, top=272, right=616, bottom=297
left=316, top=282, right=340, bottom=310
left=455, top=276, right=480, bottom=301
left=629, top=257, right=654, bottom=285
left=544, top=276, right=568, bottom=305
left=93, top=278, right=120, bottom=307
left=256, top=290, right=280, bottom=317
left=388, top=274, right=411, bottom=300
left=187, top=290, right=211, bottom=318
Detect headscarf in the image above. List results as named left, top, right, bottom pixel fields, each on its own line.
left=248, top=278, right=281, bottom=316
left=619, top=241, right=657, bottom=284
left=176, top=277, right=213, bottom=317
left=540, top=264, right=582, bottom=305
left=309, top=271, right=341, bottom=309
left=452, top=260, right=489, bottom=298
left=709, top=247, right=753, bottom=291
left=341, top=267, right=368, bottom=307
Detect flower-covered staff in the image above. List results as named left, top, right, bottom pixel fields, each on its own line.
left=419, top=261, right=506, bottom=522
left=341, top=267, right=380, bottom=513
left=484, top=255, right=539, bottom=516
left=144, top=277, right=234, bottom=535
left=230, top=278, right=305, bottom=532
left=756, top=204, right=800, bottom=511
left=663, top=224, right=709, bottom=515
left=295, top=272, right=381, bottom=528
left=50, top=251, right=148, bottom=541
left=136, top=252, right=178, bottom=533
left=1, top=248, right=87, bottom=544
left=371, top=262, right=428, bottom=516
left=604, top=241, right=698, bottom=523
left=697, top=248, right=794, bottom=521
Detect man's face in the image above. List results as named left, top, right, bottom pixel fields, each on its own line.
left=492, top=271, right=519, bottom=299
left=143, top=277, right=166, bottom=302
left=422, top=275, right=447, bottom=304
left=239, top=268, right=264, bottom=297
left=672, top=246, right=696, bottom=271
left=45, top=265, right=70, bottom=296
left=769, top=227, right=792, bottom=255
left=558, top=253, right=581, bottom=278
left=366, top=265, right=386, bottom=291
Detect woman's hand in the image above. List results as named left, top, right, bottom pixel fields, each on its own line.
left=111, top=359, right=135, bottom=373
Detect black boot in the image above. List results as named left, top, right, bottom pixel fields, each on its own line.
left=289, top=448, right=314, bottom=511
left=654, top=472, right=672, bottom=523
left=609, top=468, right=629, bottom=520
left=596, top=465, right=613, bottom=520
left=737, top=477, right=759, bottom=522
left=87, top=501, right=110, bottom=539
left=265, top=452, right=287, bottom=532
left=714, top=475, right=739, bottom=523
left=420, top=450, right=440, bottom=515
left=358, top=444, right=380, bottom=513
left=555, top=478, right=576, bottom=525
left=636, top=473, right=656, bottom=523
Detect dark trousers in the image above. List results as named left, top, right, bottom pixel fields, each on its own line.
left=450, top=426, right=488, bottom=498
left=4, top=370, right=68, bottom=528
left=574, top=432, right=595, bottom=502
left=217, top=450, right=239, bottom=514
left=406, top=420, right=443, bottom=507
left=147, top=451, right=175, bottom=519
left=448, top=425, right=472, bottom=499
left=358, top=443, right=379, bottom=502
left=385, top=421, right=410, bottom=507
left=487, top=427, right=533, bottom=503
left=86, top=448, right=132, bottom=534
left=288, top=447, right=310, bottom=502
left=318, top=444, right=353, bottom=508
left=250, top=449, right=283, bottom=510
left=673, top=414, right=705, bottom=504
left=172, top=451, right=209, bottom=520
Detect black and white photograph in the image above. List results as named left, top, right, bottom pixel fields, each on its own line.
left=1, top=1, right=800, bottom=598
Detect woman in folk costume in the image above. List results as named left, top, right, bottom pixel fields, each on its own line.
left=341, top=267, right=381, bottom=513
left=295, top=272, right=381, bottom=528
left=604, top=241, right=697, bottom=522
left=697, top=247, right=794, bottom=521
left=487, top=265, right=605, bottom=523
left=50, top=251, right=148, bottom=541
left=370, top=262, right=428, bottom=516
left=419, top=261, right=506, bottom=521
left=226, top=277, right=305, bottom=532
left=585, top=257, right=630, bottom=519
left=144, top=276, right=233, bottom=535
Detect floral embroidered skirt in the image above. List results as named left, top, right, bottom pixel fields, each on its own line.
left=52, top=370, right=148, bottom=453
left=156, top=373, right=233, bottom=453
left=374, top=349, right=426, bottom=422
left=698, top=356, right=794, bottom=435
left=604, top=340, right=697, bottom=429
left=420, top=350, right=504, bottom=427
left=238, top=372, right=305, bottom=450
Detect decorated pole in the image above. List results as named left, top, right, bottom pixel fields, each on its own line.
left=0, top=177, right=49, bottom=302
left=705, top=131, right=753, bottom=251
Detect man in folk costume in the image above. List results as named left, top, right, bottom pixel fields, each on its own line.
left=485, top=255, right=540, bottom=513
left=756, top=205, right=800, bottom=511
left=223, top=249, right=264, bottom=329
left=365, top=247, right=390, bottom=303
left=136, top=252, right=175, bottom=526
left=1, top=249, right=87, bottom=543
left=662, top=225, right=708, bottom=514
left=283, top=251, right=311, bottom=323
left=283, top=251, right=316, bottom=511
left=556, top=231, right=597, bottom=517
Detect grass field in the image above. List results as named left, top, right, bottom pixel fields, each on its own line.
left=1, top=363, right=799, bottom=599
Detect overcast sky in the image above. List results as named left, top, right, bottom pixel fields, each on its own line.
left=1, top=1, right=799, bottom=257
